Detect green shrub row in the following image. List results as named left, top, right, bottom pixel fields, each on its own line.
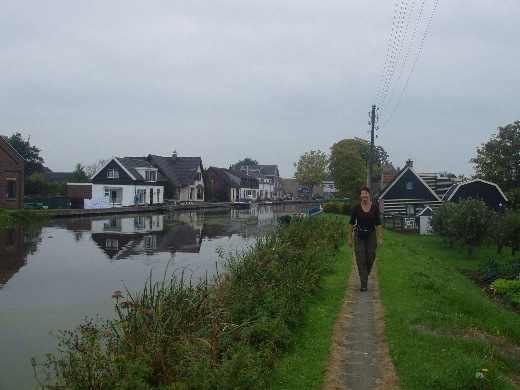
left=477, top=257, right=520, bottom=282
left=0, top=209, right=49, bottom=227
left=33, top=215, right=347, bottom=389
left=430, top=198, right=520, bottom=258
left=322, top=199, right=352, bottom=215
left=491, top=279, right=520, bottom=304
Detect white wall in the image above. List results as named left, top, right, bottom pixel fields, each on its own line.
left=92, top=184, right=164, bottom=207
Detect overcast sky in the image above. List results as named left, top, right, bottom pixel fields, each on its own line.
left=1, top=1, right=518, bottom=179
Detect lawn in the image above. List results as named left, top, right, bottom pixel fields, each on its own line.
left=271, top=222, right=519, bottom=390
left=378, top=230, right=519, bottom=390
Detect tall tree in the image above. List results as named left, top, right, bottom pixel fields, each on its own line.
left=329, top=143, right=365, bottom=199
left=230, top=157, right=259, bottom=170
left=329, top=139, right=388, bottom=198
left=2, top=132, right=45, bottom=178
left=68, top=163, right=91, bottom=183
left=470, top=121, right=520, bottom=194
left=293, top=150, right=329, bottom=194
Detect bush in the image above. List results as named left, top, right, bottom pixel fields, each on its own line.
left=491, top=279, right=520, bottom=304
left=323, top=200, right=352, bottom=215
left=477, top=257, right=520, bottom=282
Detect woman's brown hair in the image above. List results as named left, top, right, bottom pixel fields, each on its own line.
left=359, top=185, right=371, bottom=195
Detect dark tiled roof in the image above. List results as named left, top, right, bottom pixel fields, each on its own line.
left=118, top=157, right=166, bottom=182
left=243, top=165, right=279, bottom=176
left=43, top=171, right=73, bottom=184
left=148, top=155, right=202, bottom=187
left=208, top=167, right=238, bottom=188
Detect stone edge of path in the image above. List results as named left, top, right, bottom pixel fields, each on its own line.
left=322, top=256, right=400, bottom=390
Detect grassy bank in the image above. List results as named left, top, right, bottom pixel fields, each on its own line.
left=33, top=215, right=347, bottom=389
left=268, top=237, right=352, bottom=389
left=0, top=209, right=49, bottom=227
left=378, top=230, right=520, bottom=389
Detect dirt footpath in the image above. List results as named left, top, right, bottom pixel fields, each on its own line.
left=322, top=258, right=400, bottom=390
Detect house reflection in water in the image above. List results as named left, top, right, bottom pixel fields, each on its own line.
left=90, top=214, right=203, bottom=260
left=0, top=227, right=25, bottom=286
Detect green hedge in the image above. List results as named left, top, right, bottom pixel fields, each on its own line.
left=322, top=200, right=352, bottom=215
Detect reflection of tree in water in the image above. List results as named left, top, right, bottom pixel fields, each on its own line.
left=23, top=227, right=44, bottom=255
left=73, top=231, right=84, bottom=242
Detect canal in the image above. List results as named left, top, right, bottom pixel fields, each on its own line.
left=0, top=203, right=314, bottom=390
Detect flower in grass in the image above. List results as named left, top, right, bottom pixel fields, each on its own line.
left=140, top=309, right=154, bottom=316
left=119, top=301, right=134, bottom=309
left=481, top=368, right=488, bottom=372
left=112, top=291, right=124, bottom=299
left=475, top=372, right=484, bottom=379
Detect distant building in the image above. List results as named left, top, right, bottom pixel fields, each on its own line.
left=239, top=165, right=283, bottom=199
left=148, top=154, right=205, bottom=202
left=0, top=136, right=25, bottom=209
left=208, top=167, right=259, bottom=202
left=443, top=179, right=507, bottom=211
left=90, top=157, right=165, bottom=207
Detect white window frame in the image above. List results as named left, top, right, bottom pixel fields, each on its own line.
left=136, top=189, right=146, bottom=204
left=104, top=188, right=123, bottom=205
left=107, top=169, right=119, bottom=178
left=145, top=170, right=157, bottom=182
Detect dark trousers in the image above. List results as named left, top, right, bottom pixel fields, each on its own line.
left=354, top=232, right=377, bottom=288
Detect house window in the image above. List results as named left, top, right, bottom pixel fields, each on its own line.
left=6, top=180, right=16, bottom=199
left=106, top=239, right=119, bottom=249
left=406, top=204, right=415, bottom=215
left=156, top=189, right=161, bottom=203
left=406, top=181, right=413, bottom=190
left=197, top=172, right=202, bottom=181
left=107, top=169, right=119, bottom=178
left=104, top=188, right=122, bottom=205
left=136, top=189, right=146, bottom=204
left=104, top=218, right=122, bottom=231
left=145, top=170, right=157, bottom=181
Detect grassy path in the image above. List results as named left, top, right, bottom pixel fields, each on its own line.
left=271, top=223, right=519, bottom=390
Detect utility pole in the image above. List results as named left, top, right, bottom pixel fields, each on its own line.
left=368, top=104, right=376, bottom=190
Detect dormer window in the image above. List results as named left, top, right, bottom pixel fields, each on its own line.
left=107, top=169, right=119, bottom=178
left=145, top=170, right=157, bottom=182
left=406, top=181, right=413, bottom=190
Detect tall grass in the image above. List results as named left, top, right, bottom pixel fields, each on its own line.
left=33, top=215, right=347, bottom=389
left=0, top=209, right=48, bottom=227
left=378, top=230, right=520, bottom=390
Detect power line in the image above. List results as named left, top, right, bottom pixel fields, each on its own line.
left=381, top=0, right=438, bottom=128
left=374, top=0, right=439, bottom=128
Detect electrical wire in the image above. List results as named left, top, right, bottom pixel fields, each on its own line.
left=374, top=0, right=439, bottom=128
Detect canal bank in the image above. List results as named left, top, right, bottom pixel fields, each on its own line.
left=42, top=200, right=323, bottom=219
left=2, top=203, right=319, bottom=390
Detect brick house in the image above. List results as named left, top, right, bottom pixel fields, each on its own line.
left=0, top=137, right=25, bottom=210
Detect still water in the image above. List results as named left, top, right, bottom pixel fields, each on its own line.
left=0, top=204, right=313, bottom=390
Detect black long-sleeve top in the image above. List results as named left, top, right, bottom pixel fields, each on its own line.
left=349, top=203, right=382, bottom=232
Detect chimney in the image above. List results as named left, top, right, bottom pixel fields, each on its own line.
left=405, top=159, right=413, bottom=168
left=172, top=150, right=177, bottom=161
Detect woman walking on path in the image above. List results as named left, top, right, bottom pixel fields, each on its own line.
left=348, top=185, right=383, bottom=292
